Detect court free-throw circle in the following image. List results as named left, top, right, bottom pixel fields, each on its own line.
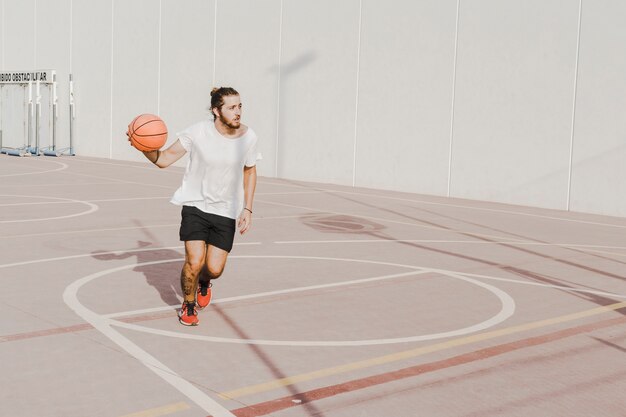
left=64, top=255, right=516, bottom=347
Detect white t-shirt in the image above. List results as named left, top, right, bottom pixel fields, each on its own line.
left=170, top=119, right=261, bottom=219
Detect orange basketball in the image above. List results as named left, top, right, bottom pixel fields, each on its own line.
left=127, top=114, right=168, bottom=152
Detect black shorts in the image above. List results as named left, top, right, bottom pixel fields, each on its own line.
left=179, top=206, right=236, bottom=252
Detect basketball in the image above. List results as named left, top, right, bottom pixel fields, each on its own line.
left=127, top=114, right=168, bottom=152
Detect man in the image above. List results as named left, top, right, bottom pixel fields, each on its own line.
left=130, top=87, right=260, bottom=326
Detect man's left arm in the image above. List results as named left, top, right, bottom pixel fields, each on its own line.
left=238, top=165, right=257, bottom=235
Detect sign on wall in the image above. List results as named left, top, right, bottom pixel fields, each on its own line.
left=0, top=70, right=55, bottom=84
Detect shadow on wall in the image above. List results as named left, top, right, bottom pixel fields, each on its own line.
left=269, top=51, right=317, bottom=178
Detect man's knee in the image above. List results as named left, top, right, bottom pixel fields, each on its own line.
left=184, top=242, right=207, bottom=276
left=183, top=257, right=204, bottom=276
left=206, top=265, right=224, bottom=279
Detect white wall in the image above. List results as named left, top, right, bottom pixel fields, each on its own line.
left=71, top=0, right=113, bottom=157
left=451, top=0, right=579, bottom=210
left=3, top=0, right=36, bottom=69
left=356, top=0, right=457, bottom=195
left=36, top=0, right=71, bottom=151
left=213, top=0, right=281, bottom=177
left=1, top=0, right=625, bottom=218
left=110, top=0, right=161, bottom=161
left=569, top=0, right=626, bottom=217
left=0, top=1, right=3, bottom=70
left=1, top=0, right=39, bottom=150
left=160, top=0, right=215, bottom=155
left=277, top=0, right=360, bottom=185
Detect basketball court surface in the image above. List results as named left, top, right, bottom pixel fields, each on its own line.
left=2, top=154, right=626, bottom=417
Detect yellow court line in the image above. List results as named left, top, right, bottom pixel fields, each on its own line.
left=118, top=402, right=190, bottom=417
left=220, top=301, right=626, bottom=399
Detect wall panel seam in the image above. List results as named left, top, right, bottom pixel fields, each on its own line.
left=352, top=0, right=363, bottom=187
left=567, top=0, right=583, bottom=211
left=212, top=0, right=218, bottom=86
left=1, top=0, right=4, bottom=69
left=69, top=0, right=73, bottom=72
left=109, top=0, right=115, bottom=159
left=157, top=0, right=162, bottom=115
left=275, top=0, right=284, bottom=178
left=447, top=0, right=461, bottom=197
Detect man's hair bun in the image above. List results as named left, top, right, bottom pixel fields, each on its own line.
left=209, top=87, right=240, bottom=120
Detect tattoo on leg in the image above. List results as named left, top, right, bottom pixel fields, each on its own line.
left=180, top=270, right=196, bottom=299
left=180, top=275, right=193, bottom=297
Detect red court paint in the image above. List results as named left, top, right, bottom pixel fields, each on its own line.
left=0, top=323, right=94, bottom=343
left=227, top=315, right=626, bottom=417
left=0, top=311, right=172, bottom=343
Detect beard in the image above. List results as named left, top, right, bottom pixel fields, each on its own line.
left=219, top=113, right=240, bottom=129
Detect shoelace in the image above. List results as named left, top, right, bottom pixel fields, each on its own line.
left=185, top=302, right=196, bottom=316
left=200, top=282, right=212, bottom=296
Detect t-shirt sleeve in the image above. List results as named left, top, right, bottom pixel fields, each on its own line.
left=176, top=126, right=195, bottom=152
left=245, top=135, right=263, bottom=167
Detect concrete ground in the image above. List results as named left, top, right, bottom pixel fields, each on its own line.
left=1, top=154, right=625, bottom=417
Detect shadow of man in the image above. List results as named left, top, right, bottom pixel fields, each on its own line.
left=92, top=240, right=183, bottom=307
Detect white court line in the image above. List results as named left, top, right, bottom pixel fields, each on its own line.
left=0, top=160, right=69, bottom=177
left=256, top=180, right=626, bottom=230
left=63, top=275, right=235, bottom=417
left=85, top=196, right=171, bottom=203
left=273, top=238, right=626, bottom=262
left=83, top=193, right=322, bottom=204
left=257, top=179, right=316, bottom=188
left=273, top=238, right=626, bottom=251
left=13, top=157, right=624, bottom=229
left=13, top=156, right=623, bottom=229
left=0, top=215, right=303, bottom=240
left=0, top=192, right=317, bottom=206
left=52, top=156, right=184, bottom=173
left=63, top=255, right=513, bottom=416
left=104, top=269, right=427, bottom=319
left=67, top=256, right=516, bottom=346
left=302, top=188, right=626, bottom=230
left=261, top=219, right=626, bottom=259
left=0, top=181, right=116, bottom=189
left=0, top=201, right=91, bottom=207
left=256, top=199, right=626, bottom=259
left=0, top=243, right=259, bottom=270
left=436, top=268, right=626, bottom=301
left=256, top=198, right=533, bottom=244
left=53, top=248, right=626, bottom=413
left=0, top=212, right=309, bottom=240
left=76, top=251, right=626, bottom=346
left=2, top=238, right=624, bottom=272
left=2, top=215, right=624, bottom=263
left=255, top=190, right=327, bottom=196
left=3, top=160, right=623, bottom=258
left=104, top=245, right=626, bottom=321
left=0, top=246, right=183, bottom=270
left=545, top=247, right=626, bottom=259
left=17, top=158, right=178, bottom=188
left=0, top=223, right=181, bottom=240
left=2, top=195, right=295, bottom=205
left=59, top=171, right=175, bottom=190
left=0, top=195, right=99, bottom=224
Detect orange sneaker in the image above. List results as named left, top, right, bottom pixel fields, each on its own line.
left=178, top=302, right=199, bottom=326
left=196, top=282, right=212, bottom=310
